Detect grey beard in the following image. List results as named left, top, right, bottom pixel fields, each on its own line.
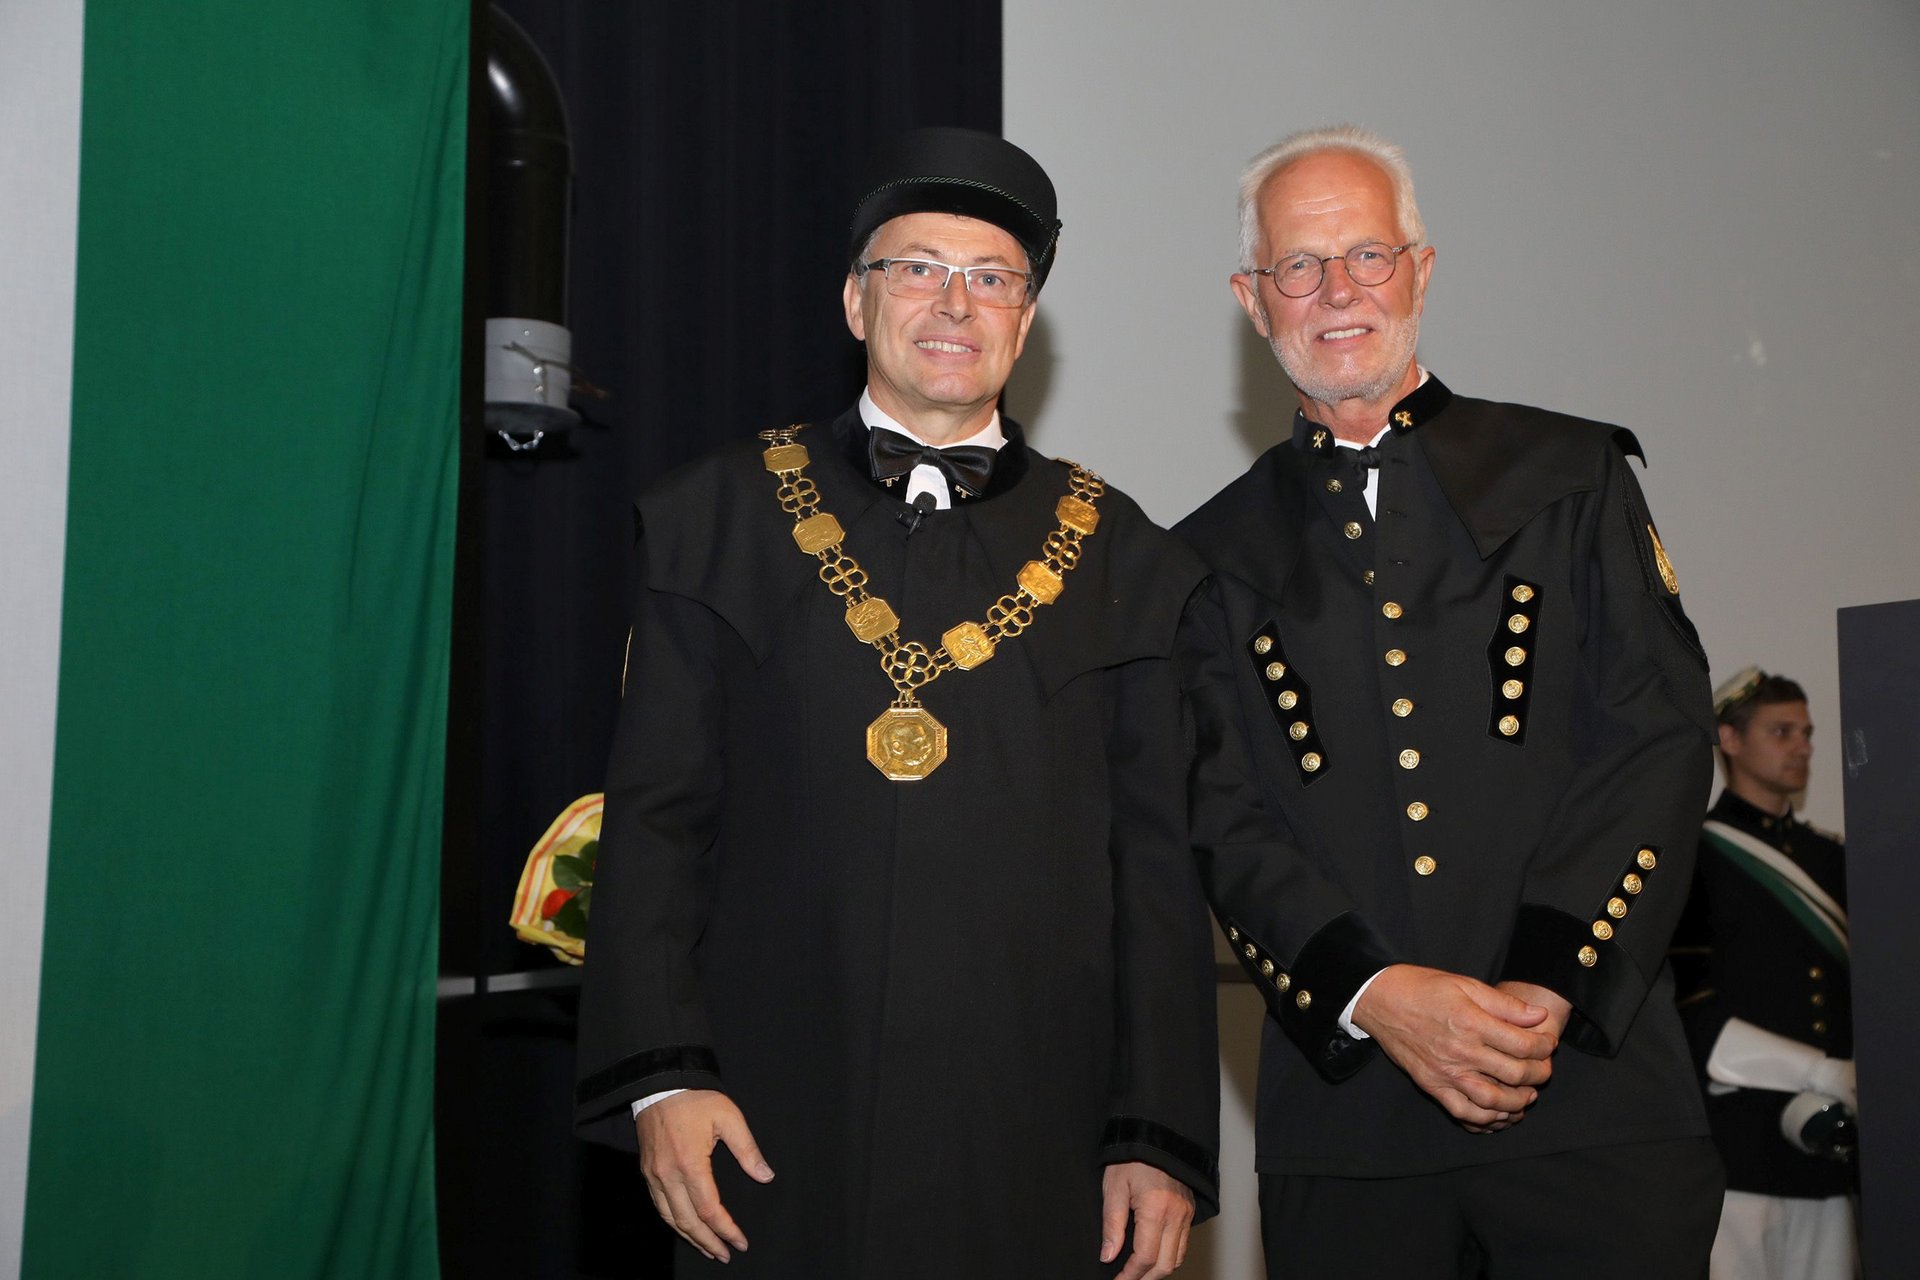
left=1272, top=315, right=1421, bottom=407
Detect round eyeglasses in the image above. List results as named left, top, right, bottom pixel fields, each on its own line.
left=860, top=257, right=1034, bottom=308
left=1251, top=241, right=1414, bottom=298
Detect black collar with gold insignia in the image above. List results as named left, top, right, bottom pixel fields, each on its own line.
left=1289, top=375, right=1456, bottom=455
left=1712, top=788, right=1798, bottom=837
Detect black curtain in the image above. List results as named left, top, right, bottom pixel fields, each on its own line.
left=438, top=3, right=1002, bottom=1276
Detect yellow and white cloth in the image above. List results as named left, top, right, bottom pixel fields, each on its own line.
left=509, top=793, right=603, bottom=965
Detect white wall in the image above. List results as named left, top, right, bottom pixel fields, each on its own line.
left=1005, top=2, right=1920, bottom=1273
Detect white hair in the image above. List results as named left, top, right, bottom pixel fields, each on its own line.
left=1236, top=124, right=1427, bottom=270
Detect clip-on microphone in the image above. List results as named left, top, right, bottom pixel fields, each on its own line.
left=897, top=491, right=937, bottom=536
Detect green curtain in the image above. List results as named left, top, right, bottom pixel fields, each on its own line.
left=24, top=3, right=465, bottom=1274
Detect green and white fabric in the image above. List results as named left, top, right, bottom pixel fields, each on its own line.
left=2, top=4, right=465, bottom=1275
left=1700, top=819, right=1850, bottom=962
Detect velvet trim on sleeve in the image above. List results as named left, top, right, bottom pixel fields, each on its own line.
left=1100, top=1116, right=1222, bottom=1223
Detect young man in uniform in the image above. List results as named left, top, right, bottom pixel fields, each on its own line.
left=1678, top=669, right=1856, bottom=1278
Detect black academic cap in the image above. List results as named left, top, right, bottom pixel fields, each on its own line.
left=848, top=126, right=1062, bottom=289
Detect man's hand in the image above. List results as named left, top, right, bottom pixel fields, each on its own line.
left=1352, top=965, right=1558, bottom=1132
left=635, top=1089, right=774, bottom=1263
left=1099, top=1161, right=1196, bottom=1280
left=1495, top=980, right=1573, bottom=1043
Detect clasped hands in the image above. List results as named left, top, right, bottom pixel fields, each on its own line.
left=636, top=1090, right=1194, bottom=1278
left=1351, top=965, right=1572, bottom=1133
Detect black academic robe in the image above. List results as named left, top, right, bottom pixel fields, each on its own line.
left=1177, top=376, right=1713, bottom=1177
left=1676, top=791, right=1854, bottom=1198
left=575, top=408, right=1219, bottom=1278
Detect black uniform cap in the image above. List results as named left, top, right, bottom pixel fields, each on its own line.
left=849, top=126, right=1062, bottom=290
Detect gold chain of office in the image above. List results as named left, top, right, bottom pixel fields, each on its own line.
left=759, top=424, right=1104, bottom=781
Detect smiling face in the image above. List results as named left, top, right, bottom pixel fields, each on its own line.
left=1231, top=149, right=1434, bottom=432
left=1719, top=700, right=1815, bottom=813
left=844, top=212, right=1036, bottom=444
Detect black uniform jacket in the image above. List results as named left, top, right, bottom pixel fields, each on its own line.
left=1677, top=790, right=1854, bottom=1198
left=1176, top=376, right=1714, bottom=1176
left=575, top=407, right=1220, bottom=1278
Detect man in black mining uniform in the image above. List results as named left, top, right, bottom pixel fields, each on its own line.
left=1674, top=668, right=1856, bottom=1278
left=1176, top=123, right=1724, bottom=1277
left=575, top=127, right=1218, bottom=1279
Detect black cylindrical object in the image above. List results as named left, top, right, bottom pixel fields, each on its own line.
left=484, top=5, right=578, bottom=439
left=486, top=5, right=569, bottom=324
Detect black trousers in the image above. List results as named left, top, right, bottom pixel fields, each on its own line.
left=1259, top=1137, right=1723, bottom=1280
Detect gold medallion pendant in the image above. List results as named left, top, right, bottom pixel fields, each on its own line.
left=760, top=424, right=1104, bottom=782
left=866, top=704, right=948, bottom=781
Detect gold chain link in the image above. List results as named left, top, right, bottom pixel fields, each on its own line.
left=759, top=424, right=1102, bottom=704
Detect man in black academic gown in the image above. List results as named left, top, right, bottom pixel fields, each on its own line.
left=575, top=127, right=1219, bottom=1279
left=1176, top=124, right=1723, bottom=1277
left=1675, top=669, right=1857, bottom=1278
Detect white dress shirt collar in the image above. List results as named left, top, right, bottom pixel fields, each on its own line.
left=859, top=388, right=1006, bottom=510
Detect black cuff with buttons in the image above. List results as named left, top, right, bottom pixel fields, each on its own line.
left=1501, top=845, right=1664, bottom=1056
left=1222, top=911, right=1395, bottom=1081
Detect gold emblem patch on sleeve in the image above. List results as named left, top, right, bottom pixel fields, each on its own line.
left=1647, top=524, right=1680, bottom=595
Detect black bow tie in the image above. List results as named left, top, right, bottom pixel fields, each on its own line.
left=867, top=427, right=998, bottom=498
left=1342, top=444, right=1384, bottom=477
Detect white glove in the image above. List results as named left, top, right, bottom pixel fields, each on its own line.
left=1707, top=1017, right=1856, bottom=1111
left=1806, top=1055, right=1857, bottom=1113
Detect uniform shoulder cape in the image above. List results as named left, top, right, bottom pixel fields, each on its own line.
left=1180, top=375, right=1645, bottom=585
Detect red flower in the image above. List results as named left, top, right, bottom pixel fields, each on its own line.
left=541, top=888, right=575, bottom=919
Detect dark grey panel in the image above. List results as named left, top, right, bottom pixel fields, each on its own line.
left=1837, top=598, right=1920, bottom=1276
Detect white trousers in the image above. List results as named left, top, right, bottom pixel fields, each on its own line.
left=1709, top=1190, right=1855, bottom=1279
